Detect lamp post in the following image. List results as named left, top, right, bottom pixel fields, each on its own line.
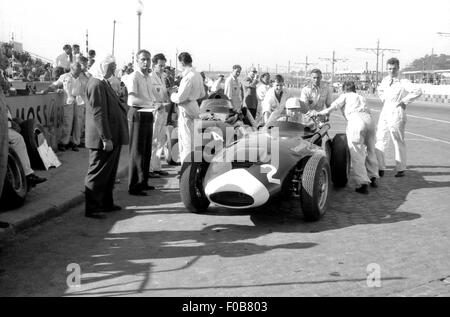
left=136, top=0, right=144, bottom=51
left=112, top=20, right=116, bottom=55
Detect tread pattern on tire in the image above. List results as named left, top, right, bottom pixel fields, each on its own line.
left=180, top=158, right=210, bottom=213
left=301, top=154, right=330, bottom=221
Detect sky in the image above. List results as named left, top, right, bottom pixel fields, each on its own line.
left=0, top=0, right=449, bottom=73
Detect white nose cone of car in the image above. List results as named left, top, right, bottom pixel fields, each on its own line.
left=204, top=169, right=270, bottom=209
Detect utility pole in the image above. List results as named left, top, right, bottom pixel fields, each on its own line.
left=85, top=30, right=89, bottom=55
left=288, top=60, right=291, bottom=74
left=319, top=51, right=348, bottom=85
left=356, top=39, right=400, bottom=84
left=175, top=49, right=178, bottom=75
left=296, top=56, right=318, bottom=78
left=276, top=64, right=278, bottom=74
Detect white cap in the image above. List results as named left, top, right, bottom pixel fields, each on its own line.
left=285, top=98, right=301, bottom=109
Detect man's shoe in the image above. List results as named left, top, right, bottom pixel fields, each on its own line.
left=355, top=184, right=369, bottom=194
left=85, top=209, right=107, bottom=219
left=27, top=174, right=47, bottom=186
left=128, top=190, right=148, bottom=196
left=71, top=145, right=79, bottom=152
left=105, top=205, right=122, bottom=212
left=142, top=184, right=155, bottom=190
left=370, top=177, right=378, bottom=188
left=155, top=170, right=169, bottom=176
left=148, top=172, right=161, bottom=178
left=395, top=171, right=405, bottom=178
left=58, top=144, right=66, bottom=152
left=85, top=212, right=107, bottom=219
left=379, top=170, right=385, bottom=177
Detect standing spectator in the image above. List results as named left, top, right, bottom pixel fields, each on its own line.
left=170, top=52, right=205, bottom=164
left=42, top=64, right=52, bottom=81
left=54, top=44, right=72, bottom=76
left=243, top=66, right=259, bottom=118
left=149, top=53, right=170, bottom=178
left=84, top=55, right=129, bottom=218
left=375, top=58, right=422, bottom=178
left=77, top=56, right=90, bottom=147
left=262, top=75, right=292, bottom=124
left=300, top=69, right=333, bottom=120
left=88, top=49, right=96, bottom=68
left=224, top=65, right=243, bottom=112
left=44, top=62, right=83, bottom=151
left=309, top=82, right=379, bottom=194
left=72, top=44, right=82, bottom=61
left=256, top=72, right=271, bottom=124
left=211, top=74, right=225, bottom=94
left=127, top=50, right=156, bottom=196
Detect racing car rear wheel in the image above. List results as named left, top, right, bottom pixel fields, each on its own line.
left=331, top=133, right=350, bottom=188
left=0, top=147, right=28, bottom=209
left=180, top=156, right=210, bottom=213
left=301, top=154, right=330, bottom=221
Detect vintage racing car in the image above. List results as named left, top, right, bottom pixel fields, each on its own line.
left=164, top=93, right=257, bottom=165
left=180, top=100, right=350, bottom=221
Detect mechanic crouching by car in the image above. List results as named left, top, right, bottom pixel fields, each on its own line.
left=308, top=81, right=379, bottom=194
left=7, top=109, right=47, bottom=187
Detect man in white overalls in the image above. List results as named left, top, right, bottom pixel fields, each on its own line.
left=149, top=53, right=170, bottom=178
left=170, top=52, right=205, bottom=165
left=375, top=58, right=422, bottom=178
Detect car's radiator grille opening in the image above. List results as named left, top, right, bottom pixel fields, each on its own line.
left=210, top=192, right=254, bottom=207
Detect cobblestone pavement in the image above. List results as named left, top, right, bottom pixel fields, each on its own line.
left=0, top=99, right=449, bottom=297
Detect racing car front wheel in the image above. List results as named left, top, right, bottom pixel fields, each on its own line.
left=180, top=156, right=210, bottom=213
left=301, top=154, right=330, bottom=221
left=331, top=133, right=350, bottom=188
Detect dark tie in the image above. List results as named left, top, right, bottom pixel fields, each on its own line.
left=389, top=78, right=394, bottom=86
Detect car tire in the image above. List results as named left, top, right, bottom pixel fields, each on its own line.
left=331, top=133, right=350, bottom=188
left=164, top=125, right=180, bottom=166
left=324, top=139, right=332, bottom=163
left=1, top=147, right=28, bottom=209
left=0, top=96, right=8, bottom=198
left=301, top=154, right=330, bottom=221
left=179, top=153, right=210, bottom=213
left=20, top=119, right=46, bottom=170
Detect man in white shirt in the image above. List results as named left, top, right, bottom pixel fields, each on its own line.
left=45, top=62, right=83, bottom=151
left=375, top=58, right=422, bottom=178
left=149, top=53, right=170, bottom=178
left=126, top=50, right=156, bottom=195
left=54, top=44, right=73, bottom=73
left=170, top=52, right=205, bottom=164
left=262, top=75, right=292, bottom=124
left=224, top=65, right=243, bottom=112
left=256, top=72, right=271, bottom=124
left=300, top=69, right=333, bottom=121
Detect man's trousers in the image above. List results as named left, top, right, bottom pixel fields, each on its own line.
left=375, top=105, right=407, bottom=172
left=150, top=107, right=168, bottom=172
left=128, top=107, right=154, bottom=192
left=85, top=146, right=122, bottom=212
left=60, top=102, right=81, bottom=146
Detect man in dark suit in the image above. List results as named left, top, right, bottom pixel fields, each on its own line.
left=84, top=55, right=129, bottom=218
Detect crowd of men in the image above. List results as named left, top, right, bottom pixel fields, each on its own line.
left=0, top=42, right=424, bottom=216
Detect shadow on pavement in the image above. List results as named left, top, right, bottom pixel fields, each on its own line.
left=249, top=167, right=450, bottom=232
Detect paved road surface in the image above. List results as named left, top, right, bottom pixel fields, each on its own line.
left=0, top=98, right=449, bottom=297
